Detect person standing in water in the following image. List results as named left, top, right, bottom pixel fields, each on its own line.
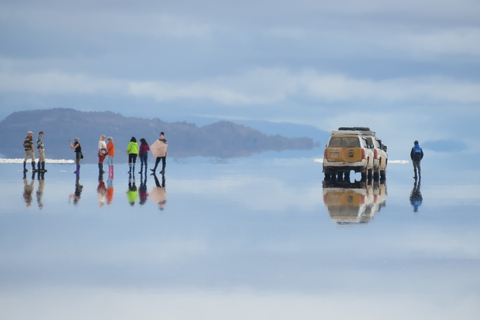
left=23, top=131, right=36, bottom=172
left=37, top=131, right=47, bottom=172
left=69, top=137, right=82, bottom=175
left=126, top=137, right=139, bottom=174
left=410, top=140, right=424, bottom=179
left=150, top=132, right=168, bottom=174
left=106, top=136, right=115, bottom=178
left=98, top=135, right=107, bottom=175
left=138, top=138, right=150, bottom=175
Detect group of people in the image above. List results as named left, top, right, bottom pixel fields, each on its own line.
left=65, top=131, right=168, bottom=176
left=124, top=132, right=168, bottom=175
left=22, top=130, right=168, bottom=176
left=23, top=130, right=47, bottom=173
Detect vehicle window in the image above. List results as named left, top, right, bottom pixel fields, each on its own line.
left=344, top=137, right=360, bottom=147
left=329, top=137, right=360, bottom=148
left=329, top=137, right=342, bottom=147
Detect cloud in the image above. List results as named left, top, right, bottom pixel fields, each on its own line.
left=423, top=139, right=468, bottom=152
left=0, top=72, right=124, bottom=95
left=3, top=67, right=480, bottom=107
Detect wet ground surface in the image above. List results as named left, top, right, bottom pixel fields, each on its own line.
left=1, top=155, right=479, bottom=320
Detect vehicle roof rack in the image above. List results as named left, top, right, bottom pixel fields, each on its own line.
left=337, top=127, right=376, bottom=136
left=338, top=127, right=371, bottom=131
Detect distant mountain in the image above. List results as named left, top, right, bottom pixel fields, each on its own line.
left=0, top=108, right=315, bottom=162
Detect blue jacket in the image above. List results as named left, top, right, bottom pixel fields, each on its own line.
left=410, top=144, right=424, bottom=161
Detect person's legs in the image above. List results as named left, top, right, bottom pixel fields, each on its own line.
left=132, top=154, right=137, bottom=172
left=151, top=157, right=160, bottom=172
left=74, top=153, right=81, bottom=173
left=39, top=151, right=46, bottom=172
left=413, top=161, right=420, bottom=178
left=160, top=156, right=166, bottom=173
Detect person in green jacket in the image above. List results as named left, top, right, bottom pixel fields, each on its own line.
left=126, top=137, right=139, bottom=174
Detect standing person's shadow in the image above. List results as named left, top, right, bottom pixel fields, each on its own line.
left=410, top=178, right=423, bottom=212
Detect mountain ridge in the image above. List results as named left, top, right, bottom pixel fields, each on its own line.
left=0, top=108, right=315, bottom=162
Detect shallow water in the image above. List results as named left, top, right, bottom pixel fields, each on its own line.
left=1, top=155, right=479, bottom=320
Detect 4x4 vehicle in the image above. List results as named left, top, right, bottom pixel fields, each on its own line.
left=323, top=130, right=374, bottom=181
left=338, top=127, right=388, bottom=180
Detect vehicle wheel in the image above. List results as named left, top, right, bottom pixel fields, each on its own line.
left=324, top=170, right=332, bottom=181
left=361, top=169, right=367, bottom=182
left=373, top=166, right=380, bottom=181
left=380, top=170, right=386, bottom=181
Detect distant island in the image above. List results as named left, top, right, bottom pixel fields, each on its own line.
left=0, top=108, right=316, bottom=163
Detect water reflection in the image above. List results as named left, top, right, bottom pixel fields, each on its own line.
left=36, top=172, right=45, bottom=209
left=69, top=174, right=83, bottom=206
left=139, top=173, right=148, bottom=205
left=323, top=180, right=387, bottom=224
left=127, top=172, right=138, bottom=206
left=97, top=173, right=106, bottom=207
left=410, top=177, right=423, bottom=212
left=150, top=173, right=167, bottom=211
left=106, top=166, right=114, bottom=205
left=22, top=171, right=36, bottom=209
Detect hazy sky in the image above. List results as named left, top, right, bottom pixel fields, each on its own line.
left=1, top=0, right=479, bottom=154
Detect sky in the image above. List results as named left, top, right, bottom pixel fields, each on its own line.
left=1, top=0, right=480, bottom=157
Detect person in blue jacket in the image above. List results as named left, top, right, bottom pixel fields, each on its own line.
left=410, top=140, right=424, bottom=179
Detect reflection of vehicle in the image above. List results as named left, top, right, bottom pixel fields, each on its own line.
left=323, top=180, right=387, bottom=224
left=339, top=127, right=388, bottom=180
left=323, top=130, right=374, bottom=181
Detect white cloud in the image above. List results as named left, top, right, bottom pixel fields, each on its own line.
left=0, top=71, right=123, bottom=95
left=2, top=68, right=480, bottom=107
left=383, top=27, right=480, bottom=57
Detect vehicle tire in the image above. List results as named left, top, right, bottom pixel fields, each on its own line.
left=373, top=165, right=380, bottom=181
left=380, top=170, right=386, bottom=181
left=324, top=170, right=332, bottom=181
left=361, top=169, right=367, bottom=182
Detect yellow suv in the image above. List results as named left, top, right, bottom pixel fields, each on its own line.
left=323, top=129, right=374, bottom=181
left=338, top=127, right=388, bottom=181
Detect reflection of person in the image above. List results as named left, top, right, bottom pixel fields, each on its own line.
left=126, top=173, right=138, bottom=206
left=138, top=138, right=150, bottom=175
left=410, top=178, right=423, bottom=212
left=126, top=137, right=139, bottom=174
left=410, top=140, right=424, bottom=179
left=139, top=175, right=149, bottom=205
left=36, top=173, right=45, bottom=209
left=98, top=135, right=107, bottom=175
left=69, top=176, right=83, bottom=206
left=106, top=177, right=114, bottom=205
left=23, top=131, right=36, bottom=172
left=37, top=131, right=47, bottom=173
left=150, top=132, right=168, bottom=174
left=150, top=173, right=167, bottom=210
left=23, top=172, right=35, bottom=208
left=69, top=137, right=83, bottom=175
left=97, top=179, right=106, bottom=207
